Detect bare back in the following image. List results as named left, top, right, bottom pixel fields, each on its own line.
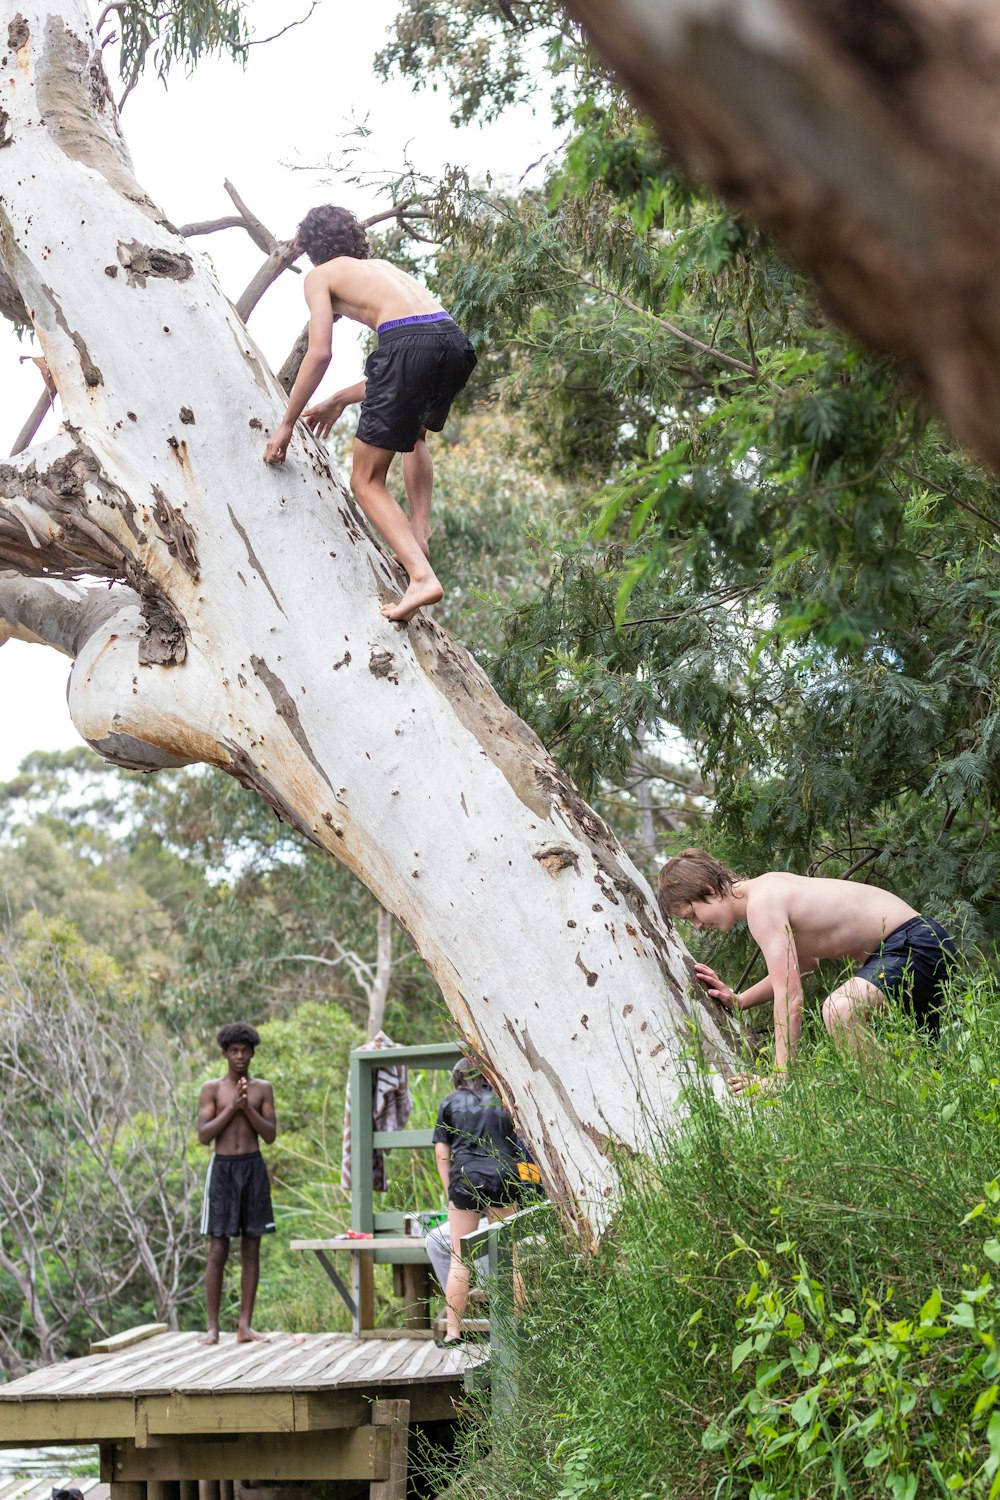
left=312, top=257, right=444, bottom=332
left=744, top=872, right=918, bottom=966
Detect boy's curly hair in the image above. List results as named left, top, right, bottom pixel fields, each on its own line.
left=217, top=1021, right=261, bottom=1052
left=295, top=205, right=370, bottom=265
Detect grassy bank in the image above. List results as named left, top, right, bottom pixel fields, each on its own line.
left=428, top=971, right=1000, bottom=1499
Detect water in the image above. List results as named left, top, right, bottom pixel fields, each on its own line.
left=0, top=1447, right=99, bottom=1481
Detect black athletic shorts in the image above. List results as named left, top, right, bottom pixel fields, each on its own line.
left=854, top=915, right=958, bottom=1025
left=201, top=1150, right=275, bottom=1239
left=448, top=1162, right=522, bottom=1213
left=356, top=314, right=477, bottom=454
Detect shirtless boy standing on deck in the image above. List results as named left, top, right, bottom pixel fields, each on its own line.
left=197, top=1022, right=277, bottom=1345
left=263, top=205, right=477, bottom=622
left=657, top=850, right=958, bottom=1095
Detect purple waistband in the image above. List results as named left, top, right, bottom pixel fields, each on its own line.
left=376, top=310, right=451, bottom=334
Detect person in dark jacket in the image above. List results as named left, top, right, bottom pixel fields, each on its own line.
left=432, top=1058, right=523, bottom=1346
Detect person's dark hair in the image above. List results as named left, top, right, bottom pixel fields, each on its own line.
left=295, top=205, right=370, bottom=265
left=217, top=1021, right=261, bottom=1053
left=657, top=848, right=739, bottom=920
left=451, top=1057, right=489, bottom=1094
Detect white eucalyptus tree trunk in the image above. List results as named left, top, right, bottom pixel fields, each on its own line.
left=0, top=0, right=736, bottom=1239
left=564, top=0, right=1000, bottom=474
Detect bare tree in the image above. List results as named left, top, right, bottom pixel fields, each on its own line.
left=0, top=933, right=201, bottom=1373
left=563, top=0, right=1000, bottom=475
left=0, top=0, right=736, bottom=1241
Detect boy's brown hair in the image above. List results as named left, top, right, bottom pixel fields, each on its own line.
left=295, top=205, right=370, bottom=266
left=657, top=848, right=739, bottom=919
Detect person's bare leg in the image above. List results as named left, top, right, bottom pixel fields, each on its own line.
left=402, top=430, right=433, bottom=558
left=443, top=1206, right=481, bottom=1341
left=236, top=1235, right=269, bottom=1343
left=821, top=977, right=888, bottom=1057
left=352, top=439, right=442, bottom=621
left=199, top=1236, right=229, bottom=1345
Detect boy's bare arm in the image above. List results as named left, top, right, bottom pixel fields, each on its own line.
left=198, top=1081, right=239, bottom=1145
left=435, top=1142, right=451, bottom=1196
left=263, top=271, right=336, bottom=465
left=304, top=379, right=367, bottom=440
left=750, top=912, right=805, bottom=1072
left=241, top=1082, right=277, bottom=1145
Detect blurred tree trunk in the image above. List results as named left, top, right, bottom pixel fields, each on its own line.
left=564, top=0, right=1000, bottom=472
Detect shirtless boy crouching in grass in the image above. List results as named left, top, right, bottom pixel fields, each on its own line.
left=263, top=204, right=477, bottom=622
left=657, top=849, right=959, bottom=1095
left=197, top=1022, right=277, bottom=1344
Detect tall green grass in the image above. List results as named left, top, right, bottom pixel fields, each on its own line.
left=426, top=971, right=1000, bottom=1499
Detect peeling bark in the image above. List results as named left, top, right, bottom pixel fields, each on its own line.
left=564, top=0, right=1000, bottom=473
left=0, top=0, right=740, bottom=1239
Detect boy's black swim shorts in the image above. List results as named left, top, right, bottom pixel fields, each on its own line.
left=853, top=915, right=958, bottom=1025
left=357, top=314, right=477, bottom=454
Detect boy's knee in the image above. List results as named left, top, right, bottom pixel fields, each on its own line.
left=822, top=993, right=846, bottom=1033
left=207, top=1238, right=230, bottom=1266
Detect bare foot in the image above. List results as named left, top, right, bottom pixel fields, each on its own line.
left=197, top=1330, right=219, bottom=1346
left=236, top=1327, right=270, bottom=1343
left=382, top=572, right=443, bottom=622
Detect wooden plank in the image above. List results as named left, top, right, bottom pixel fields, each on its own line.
left=356, top=1255, right=374, bottom=1337
left=292, top=1391, right=369, bottom=1431
left=1, top=1335, right=190, bottom=1397
left=349, top=1051, right=373, bottom=1236
left=91, top=1326, right=169, bottom=1356
left=109, top=1428, right=389, bottom=1483
left=139, top=1393, right=295, bottom=1437
left=349, top=1043, right=460, bottom=1068
left=0, top=1396, right=137, bottom=1442
left=371, top=1129, right=434, bottom=1149
left=399, top=1263, right=431, bottom=1330
left=291, top=1238, right=423, bottom=1252
left=370, top=1400, right=409, bottom=1500
left=358, top=1328, right=434, bottom=1342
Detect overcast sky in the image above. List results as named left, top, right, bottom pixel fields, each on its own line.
left=0, top=0, right=554, bottom=781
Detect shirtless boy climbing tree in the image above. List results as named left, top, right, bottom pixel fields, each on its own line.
left=197, top=1022, right=277, bottom=1345
left=658, top=850, right=959, bottom=1095
left=263, top=205, right=477, bottom=622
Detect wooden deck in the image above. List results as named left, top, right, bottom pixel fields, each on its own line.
left=0, top=1331, right=482, bottom=1497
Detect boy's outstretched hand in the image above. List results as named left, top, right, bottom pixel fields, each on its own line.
left=727, top=1072, right=779, bottom=1097
left=694, top=961, right=738, bottom=1009
left=304, top=396, right=347, bottom=441
left=263, top=423, right=293, bottom=465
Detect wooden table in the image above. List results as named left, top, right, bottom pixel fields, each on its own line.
left=291, top=1238, right=432, bottom=1338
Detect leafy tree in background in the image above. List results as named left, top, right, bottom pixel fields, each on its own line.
left=373, top=1, right=1000, bottom=953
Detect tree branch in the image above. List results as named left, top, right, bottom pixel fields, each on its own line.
left=0, top=572, right=136, bottom=658
left=9, top=388, right=53, bottom=458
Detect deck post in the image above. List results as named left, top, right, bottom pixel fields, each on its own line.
left=197, top=1480, right=220, bottom=1500
left=110, top=1484, right=146, bottom=1500
left=370, top=1399, right=410, bottom=1500
left=349, top=1051, right=375, bottom=1235
left=148, top=1480, right=179, bottom=1500
left=354, top=1248, right=376, bottom=1335
left=393, top=1263, right=432, bottom=1329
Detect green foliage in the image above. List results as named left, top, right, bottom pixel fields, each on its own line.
left=429, top=975, right=1000, bottom=1499
left=115, top=0, right=248, bottom=90
left=365, top=16, right=1000, bottom=931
